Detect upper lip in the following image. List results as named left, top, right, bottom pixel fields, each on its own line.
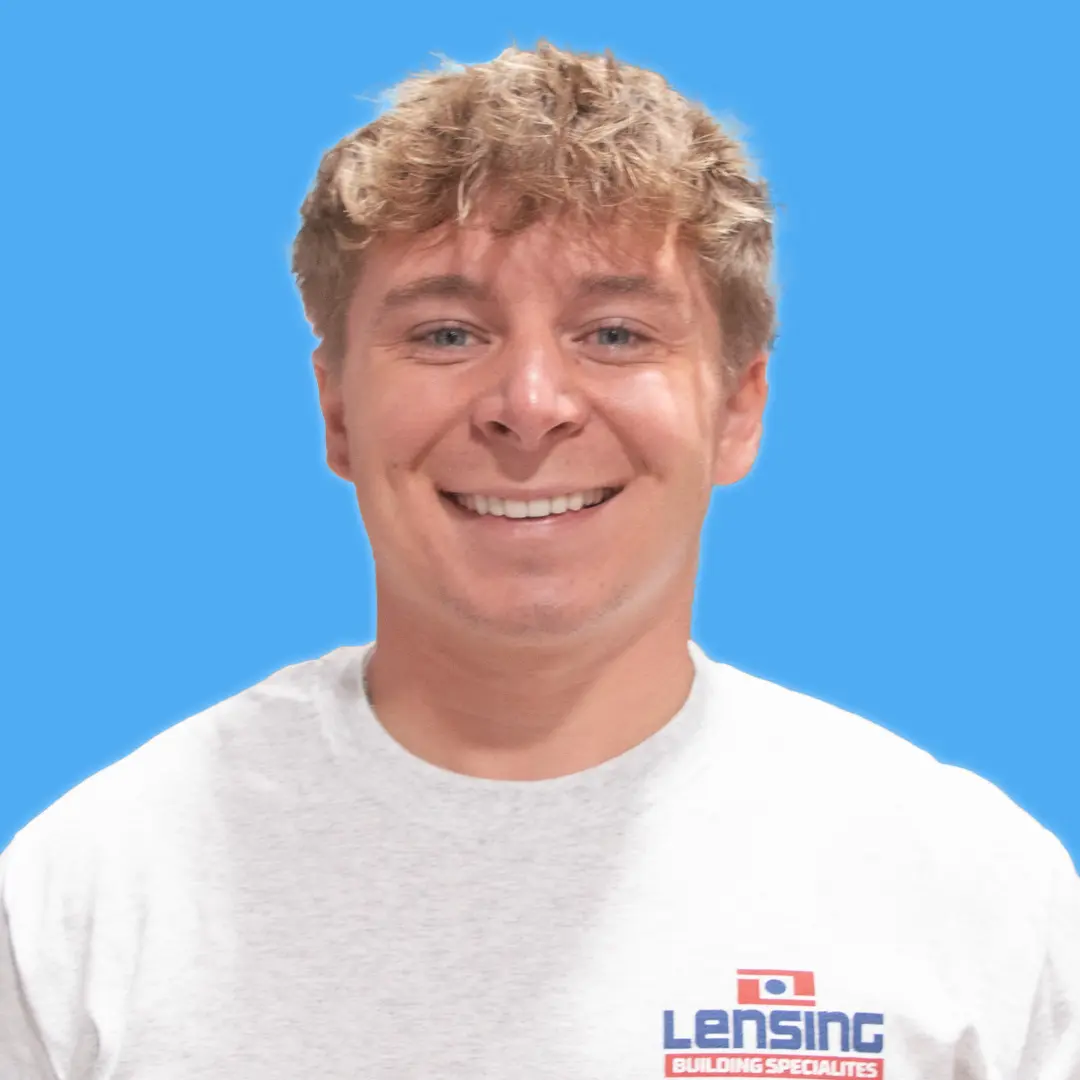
left=441, top=485, right=625, bottom=499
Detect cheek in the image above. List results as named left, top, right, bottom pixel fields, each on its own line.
left=603, top=369, right=718, bottom=476
left=348, top=367, right=460, bottom=476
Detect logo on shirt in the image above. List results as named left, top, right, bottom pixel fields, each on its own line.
left=663, top=968, right=886, bottom=1077
left=737, top=969, right=817, bottom=1008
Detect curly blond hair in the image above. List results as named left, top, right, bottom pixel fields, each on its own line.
left=292, top=41, right=778, bottom=384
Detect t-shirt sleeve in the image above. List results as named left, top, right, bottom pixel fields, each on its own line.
left=0, top=841, right=60, bottom=1080
left=1016, top=834, right=1080, bottom=1080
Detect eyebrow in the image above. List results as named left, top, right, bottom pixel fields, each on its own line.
left=375, top=272, right=682, bottom=314
left=574, top=274, right=682, bottom=307
left=378, top=274, right=494, bottom=312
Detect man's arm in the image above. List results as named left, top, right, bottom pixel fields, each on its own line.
left=0, top=842, right=61, bottom=1080
left=1017, top=834, right=1080, bottom=1080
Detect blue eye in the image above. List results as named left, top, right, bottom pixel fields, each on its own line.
left=423, top=326, right=472, bottom=347
left=593, top=326, right=645, bottom=347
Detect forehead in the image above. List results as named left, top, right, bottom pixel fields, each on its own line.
left=352, top=213, right=709, bottom=313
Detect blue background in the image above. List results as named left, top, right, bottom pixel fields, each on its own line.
left=2, top=1, right=1077, bottom=858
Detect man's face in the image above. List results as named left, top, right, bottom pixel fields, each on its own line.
left=315, top=212, right=768, bottom=641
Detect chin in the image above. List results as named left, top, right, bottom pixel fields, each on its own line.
left=442, top=587, right=628, bottom=642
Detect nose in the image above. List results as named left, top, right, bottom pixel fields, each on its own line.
left=470, top=330, right=589, bottom=452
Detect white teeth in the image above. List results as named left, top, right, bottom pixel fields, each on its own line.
left=450, top=487, right=619, bottom=518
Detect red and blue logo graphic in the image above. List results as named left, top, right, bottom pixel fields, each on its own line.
left=663, top=969, right=886, bottom=1077
left=737, top=970, right=817, bottom=1008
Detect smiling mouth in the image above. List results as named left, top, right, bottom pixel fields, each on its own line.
left=440, top=486, right=623, bottom=519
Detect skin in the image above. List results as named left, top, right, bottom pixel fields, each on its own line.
left=313, top=209, right=769, bottom=780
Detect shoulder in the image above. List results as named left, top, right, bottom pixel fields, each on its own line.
left=697, top=648, right=1071, bottom=889
left=0, top=644, right=369, bottom=1048
left=2, top=643, right=367, bottom=894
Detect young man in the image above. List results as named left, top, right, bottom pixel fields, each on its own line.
left=2, top=41, right=1077, bottom=1080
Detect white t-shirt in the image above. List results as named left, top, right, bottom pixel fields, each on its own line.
left=2, top=642, right=1077, bottom=1079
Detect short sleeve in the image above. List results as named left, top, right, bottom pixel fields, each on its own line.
left=1017, top=835, right=1080, bottom=1080
left=0, top=840, right=60, bottom=1079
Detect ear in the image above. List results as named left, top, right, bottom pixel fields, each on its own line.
left=313, top=344, right=352, bottom=483
left=713, top=352, right=769, bottom=487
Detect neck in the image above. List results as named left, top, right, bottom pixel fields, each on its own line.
left=364, top=593, right=696, bottom=781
